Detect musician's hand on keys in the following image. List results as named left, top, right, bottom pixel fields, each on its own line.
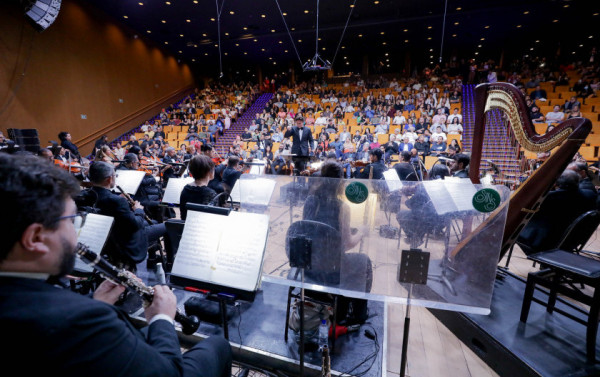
left=93, top=280, right=126, bottom=305
left=133, top=201, right=144, bottom=210
left=145, top=285, right=177, bottom=322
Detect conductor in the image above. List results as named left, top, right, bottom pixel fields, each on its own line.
left=284, top=114, right=314, bottom=173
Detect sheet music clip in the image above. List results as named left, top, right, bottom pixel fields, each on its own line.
left=289, top=235, right=312, bottom=270
left=186, top=203, right=231, bottom=216
left=398, top=249, right=430, bottom=285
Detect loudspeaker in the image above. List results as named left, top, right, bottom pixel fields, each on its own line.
left=7, top=128, right=40, bottom=153
left=23, top=0, right=62, bottom=31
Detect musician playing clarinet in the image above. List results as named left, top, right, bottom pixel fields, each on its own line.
left=0, top=154, right=231, bottom=377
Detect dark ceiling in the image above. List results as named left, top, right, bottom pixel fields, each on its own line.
left=85, top=0, right=599, bottom=79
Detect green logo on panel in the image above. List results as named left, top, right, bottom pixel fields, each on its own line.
left=472, top=188, right=501, bottom=213
left=345, top=182, right=369, bottom=204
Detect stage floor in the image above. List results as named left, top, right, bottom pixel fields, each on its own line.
left=125, top=266, right=387, bottom=377
left=432, top=270, right=600, bottom=377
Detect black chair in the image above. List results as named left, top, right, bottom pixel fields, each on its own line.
left=164, top=219, right=185, bottom=271
left=283, top=220, right=342, bottom=350
left=520, top=210, right=600, bottom=362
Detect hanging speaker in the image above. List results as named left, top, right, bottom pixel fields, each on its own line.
left=23, top=0, right=62, bottom=31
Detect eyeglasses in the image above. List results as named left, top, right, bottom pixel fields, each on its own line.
left=53, top=212, right=87, bottom=230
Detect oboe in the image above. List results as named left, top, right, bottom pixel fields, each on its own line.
left=76, top=242, right=200, bottom=335
left=115, top=185, right=153, bottom=225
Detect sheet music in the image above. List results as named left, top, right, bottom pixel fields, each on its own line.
left=171, top=210, right=269, bottom=292
left=75, top=214, right=114, bottom=273
left=114, top=170, right=146, bottom=194
left=383, top=169, right=403, bottom=191
left=422, top=181, right=477, bottom=215
left=162, top=177, right=194, bottom=204
left=249, top=161, right=266, bottom=175
left=230, top=177, right=277, bottom=206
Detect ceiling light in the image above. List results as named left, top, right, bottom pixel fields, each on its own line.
left=382, top=42, right=386, bottom=45
left=427, top=37, right=432, bottom=40
left=229, top=11, right=234, bottom=14
left=261, top=48, right=265, bottom=51
left=261, top=14, right=266, bottom=18
left=341, top=46, right=346, bottom=49
left=590, top=35, right=594, bottom=39
left=386, top=59, right=389, bottom=62
left=530, top=47, right=534, bottom=50
left=283, top=12, right=287, bottom=16
left=580, top=44, right=584, bottom=47
left=304, top=10, right=309, bottom=13
left=429, top=49, right=433, bottom=51
left=374, top=0, right=379, bottom=4
left=350, top=4, right=354, bottom=7
left=271, top=29, right=276, bottom=32
left=214, top=44, right=218, bottom=47
left=563, top=4, right=569, bottom=7
left=454, top=22, right=459, bottom=25
left=484, top=25, right=490, bottom=29
left=243, top=27, right=248, bottom=30
left=380, top=31, right=385, bottom=35
left=146, top=30, right=151, bottom=33
left=385, top=53, right=388, bottom=56
left=205, top=53, right=208, bottom=56
left=535, top=40, right=539, bottom=43
left=404, top=39, right=409, bottom=43
left=210, top=18, right=215, bottom=21
left=180, top=34, right=184, bottom=37
left=346, top=62, right=350, bottom=65
left=427, top=26, right=432, bottom=29
left=202, top=33, right=207, bottom=36
left=480, top=37, right=485, bottom=40
left=224, top=53, right=228, bottom=55
left=516, top=25, right=522, bottom=28
left=452, top=34, right=457, bottom=37
left=244, top=52, right=248, bottom=55
left=138, top=2, right=143, bottom=5
left=478, top=44, right=482, bottom=48
left=235, top=43, right=239, bottom=46
left=253, top=39, right=257, bottom=42
left=192, top=59, right=195, bottom=62
left=278, top=41, right=283, bottom=44
left=358, top=34, right=363, bottom=37
left=164, top=42, right=168, bottom=45
left=225, top=32, right=229, bottom=36
left=123, top=15, right=128, bottom=19
left=475, top=52, right=479, bottom=55
left=194, top=45, right=197, bottom=48
left=523, top=11, right=529, bottom=14
left=291, top=27, right=295, bottom=31
left=298, top=39, right=302, bottom=42
left=193, top=0, right=198, bottom=3
left=594, top=13, right=599, bottom=16
left=161, top=20, right=166, bottom=23
left=186, top=19, right=191, bottom=23
left=178, top=50, right=182, bottom=53
left=165, top=1, right=170, bottom=4
left=552, top=19, right=558, bottom=22
left=285, top=50, right=288, bottom=53
left=456, top=7, right=462, bottom=10
left=403, top=29, right=408, bottom=32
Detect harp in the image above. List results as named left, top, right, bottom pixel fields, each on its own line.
left=455, top=82, right=591, bottom=263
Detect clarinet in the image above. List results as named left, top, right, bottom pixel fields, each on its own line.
left=76, top=242, right=200, bottom=335
left=115, top=185, right=154, bottom=225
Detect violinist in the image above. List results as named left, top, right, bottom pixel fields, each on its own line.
left=355, top=149, right=387, bottom=180
left=161, top=147, right=178, bottom=185
left=95, top=145, right=116, bottom=164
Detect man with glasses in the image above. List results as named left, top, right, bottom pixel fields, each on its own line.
left=0, top=153, right=231, bottom=377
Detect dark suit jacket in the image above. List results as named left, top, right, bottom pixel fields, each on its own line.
left=0, top=277, right=183, bottom=377
left=61, top=140, right=80, bottom=159
left=394, top=162, right=418, bottom=181
left=222, top=167, right=242, bottom=191
left=518, top=188, right=596, bottom=253
left=284, top=126, right=313, bottom=156
left=355, top=161, right=387, bottom=180
left=91, top=186, right=148, bottom=263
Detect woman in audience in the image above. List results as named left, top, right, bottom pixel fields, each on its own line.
left=95, top=145, right=116, bottom=164
left=447, top=117, right=463, bottom=137
left=179, top=155, right=218, bottom=220
left=449, top=138, right=462, bottom=154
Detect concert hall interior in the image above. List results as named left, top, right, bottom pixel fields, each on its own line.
left=2, top=0, right=600, bottom=376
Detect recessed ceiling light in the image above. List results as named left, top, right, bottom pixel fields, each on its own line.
left=138, top=2, right=143, bottom=5
left=563, top=4, right=569, bottom=7
left=382, top=42, right=386, bottom=45
left=261, top=48, right=265, bottom=51
left=380, top=31, right=385, bottom=35
left=285, top=50, right=288, bottom=53
left=279, top=41, right=283, bottom=44
left=358, top=34, right=363, bottom=37
left=193, top=0, right=198, bottom=3
left=244, top=52, right=248, bottom=55
left=164, top=42, right=168, bottom=45
left=165, top=1, right=171, bottom=4
left=590, top=35, right=594, bottom=39
left=271, top=29, right=275, bottom=32
left=243, top=27, right=248, bottom=30
left=283, top=12, right=287, bottom=16
left=552, top=19, right=559, bottom=22
left=178, top=50, right=182, bottom=53
left=580, top=44, right=584, bottom=47
left=456, top=7, right=462, bottom=10
left=186, top=19, right=191, bottom=23
left=516, top=25, right=522, bottom=28
left=478, top=44, right=482, bottom=48
left=594, top=13, right=599, bottom=16
left=253, top=39, right=257, bottom=42
left=298, top=39, right=302, bottom=42
left=205, top=53, right=208, bottom=56
left=229, top=11, right=234, bottom=14
left=454, top=22, right=459, bottom=25
left=161, top=20, right=166, bottom=23
left=210, top=18, right=215, bottom=21
left=235, top=43, right=239, bottom=46
left=480, top=37, right=485, bottom=40
left=194, top=45, right=197, bottom=47
left=403, top=29, right=408, bottom=32
left=202, top=33, right=207, bottom=36
left=523, top=11, right=529, bottom=14
left=261, top=14, right=266, bottom=18
left=429, top=49, right=433, bottom=51
left=475, top=52, right=479, bottom=55
left=484, top=25, right=490, bottom=29
left=346, top=62, right=350, bottom=65
left=452, top=34, right=457, bottom=37
left=123, top=15, right=128, bottom=19
left=225, top=32, right=229, bottom=36
left=214, top=44, right=218, bottom=47
left=374, top=0, right=379, bottom=4
left=291, top=27, right=295, bottom=31
left=350, top=4, right=354, bottom=7
left=427, top=37, right=432, bottom=40
left=304, top=10, right=309, bottom=13
left=341, top=46, right=346, bottom=49
left=192, top=59, right=196, bottom=62
left=146, top=30, right=151, bottom=33
left=427, top=26, right=432, bottom=29
left=385, top=53, right=388, bottom=56
left=404, top=39, right=409, bottom=42
left=180, top=34, right=184, bottom=37
left=224, top=52, right=228, bottom=55
left=535, top=40, right=539, bottom=43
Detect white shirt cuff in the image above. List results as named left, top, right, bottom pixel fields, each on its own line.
left=149, top=314, right=175, bottom=327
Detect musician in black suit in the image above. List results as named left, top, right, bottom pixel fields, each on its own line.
left=355, top=149, right=387, bottom=180
left=81, top=162, right=166, bottom=268
left=394, top=151, right=419, bottom=181
left=450, top=153, right=470, bottom=178
left=518, top=170, right=596, bottom=253
left=118, top=152, right=164, bottom=222
left=0, top=154, right=232, bottom=377
left=221, top=156, right=243, bottom=192
left=162, top=147, right=179, bottom=185
left=284, top=115, right=314, bottom=173
left=58, top=131, right=81, bottom=161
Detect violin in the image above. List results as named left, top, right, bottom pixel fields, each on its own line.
left=54, top=158, right=83, bottom=174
